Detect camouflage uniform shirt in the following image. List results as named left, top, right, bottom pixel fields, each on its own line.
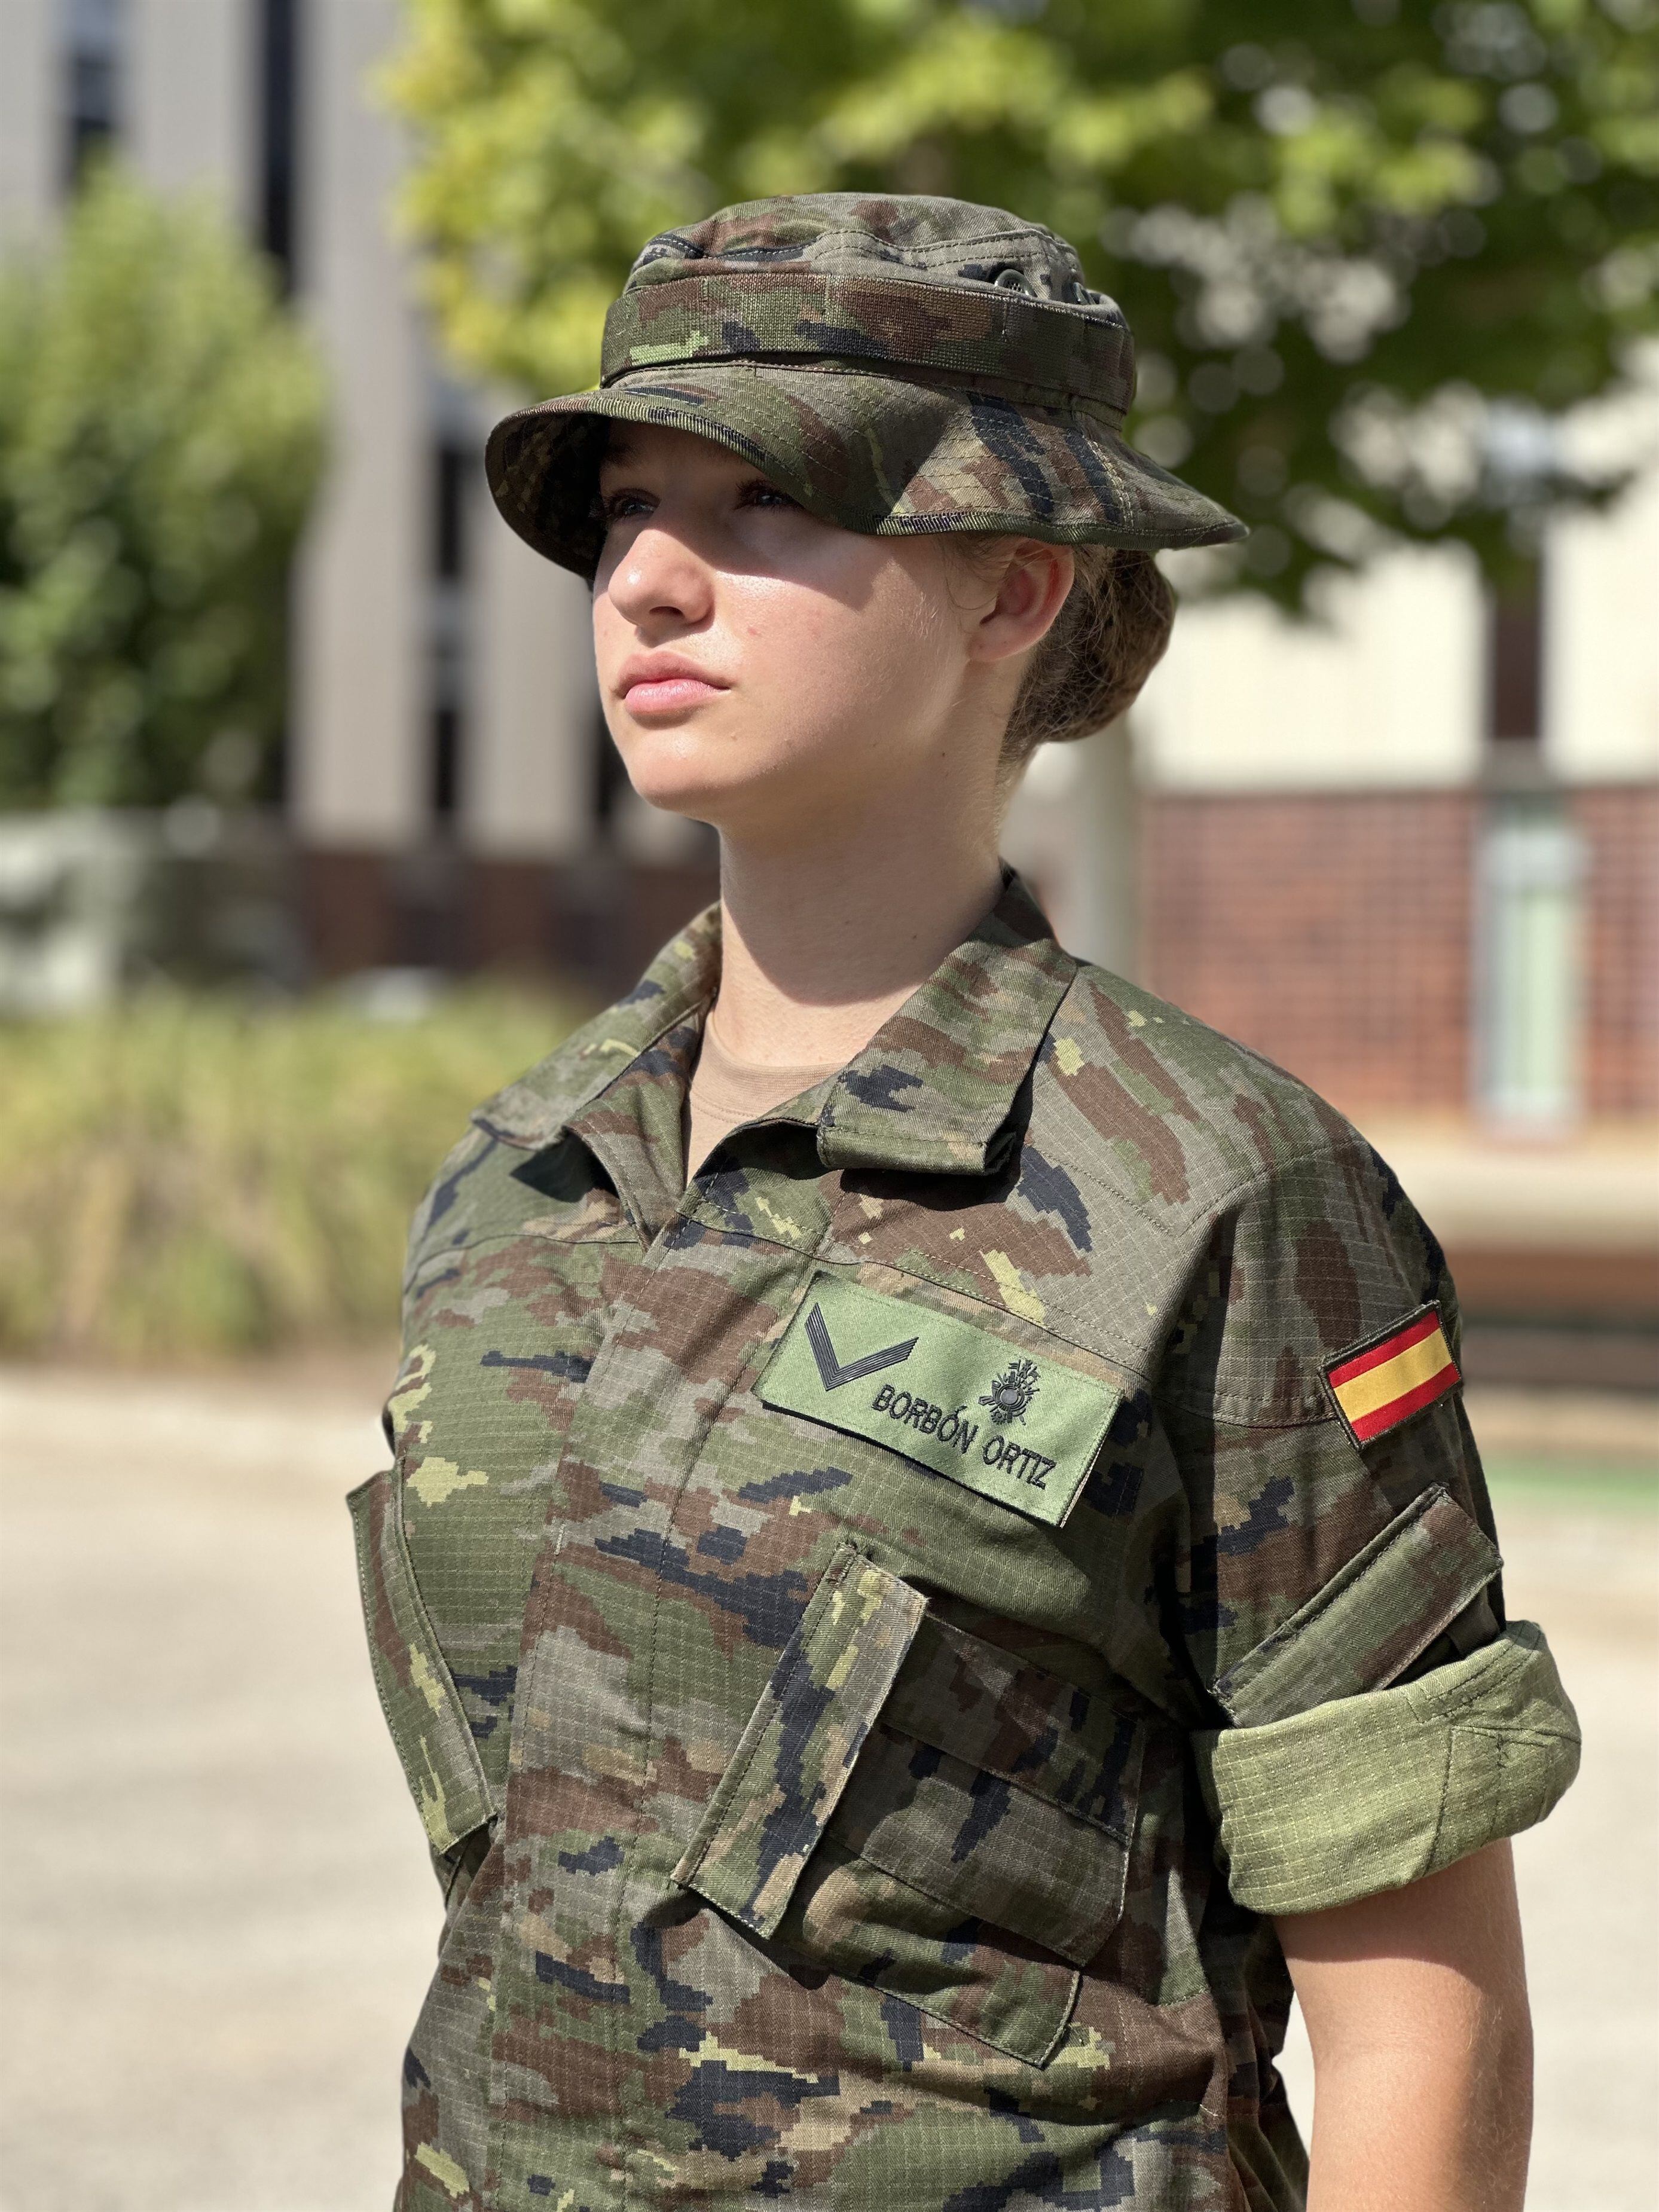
left=353, top=873, right=1578, bottom=2212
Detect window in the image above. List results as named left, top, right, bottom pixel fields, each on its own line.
left=1484, top=554, right=1544, bottom=753
left=429, top=437, right=472, bottom=825
left=259, top=0, right=300, bottom=287
left=64, top=0, right=123, bottom=188
left=1476, top=800, right=1585, bottom=1127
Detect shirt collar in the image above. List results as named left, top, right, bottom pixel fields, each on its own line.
left=815, top=869, right=1077, bottom=1175
left=473, top=868, right=1077, bottom=1180
left=472, top=905, right=721, bottom=1150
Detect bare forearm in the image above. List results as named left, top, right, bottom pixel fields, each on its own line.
left=1279, top=1843, right=1533, bottom=2212
left=1304, top=2003, right=1532, bottom=2211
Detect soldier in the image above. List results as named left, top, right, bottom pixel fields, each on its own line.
left=351, top=196, right=1579, bottom=2212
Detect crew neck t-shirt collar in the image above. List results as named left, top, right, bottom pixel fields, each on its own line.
left=685, top=1020, right=845, bottom=1182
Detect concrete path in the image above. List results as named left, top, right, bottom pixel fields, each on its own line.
left=2, top=1361, right=1655, bottom=2212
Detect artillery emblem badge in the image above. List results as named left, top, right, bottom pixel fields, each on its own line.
left=979, top=1357, right=1040, bottom=1427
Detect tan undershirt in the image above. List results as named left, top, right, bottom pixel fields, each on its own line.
left=685, top=1018, right=842, bottom=1183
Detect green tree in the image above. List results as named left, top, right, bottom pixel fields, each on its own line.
left=385, top=0, right=1658, bottom=603
left=0, top=166, right=327, bottom=807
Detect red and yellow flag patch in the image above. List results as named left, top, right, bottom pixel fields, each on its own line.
left=1324, top=1304, right=1461, bottom=1446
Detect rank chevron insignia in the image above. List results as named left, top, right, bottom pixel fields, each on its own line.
left=804, top=1301, right=917, bottom=1392
left=760, top=1274, right=1123, bottom=1528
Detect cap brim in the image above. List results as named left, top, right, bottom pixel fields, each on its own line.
left=487, top=360, right=1245, bottom=578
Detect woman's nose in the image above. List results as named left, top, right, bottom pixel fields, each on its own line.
left=605, top=523, right=714, bottom=630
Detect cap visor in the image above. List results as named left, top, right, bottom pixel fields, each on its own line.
left=487, top=359, right=1244, bottom=577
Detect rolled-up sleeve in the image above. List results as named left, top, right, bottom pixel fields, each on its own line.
left=1157, top=1129, right=1581, bottom=1915
left=1199, top=1621, right=1578, bottom=1914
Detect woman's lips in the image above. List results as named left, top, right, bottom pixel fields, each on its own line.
left=623, top=675, right=727, bottom=715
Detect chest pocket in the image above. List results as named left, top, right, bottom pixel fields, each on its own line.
left=674, top=1542, right=1142, bottom=2067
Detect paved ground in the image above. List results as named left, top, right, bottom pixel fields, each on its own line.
left=1, top=1360, right=1655, bottom=2212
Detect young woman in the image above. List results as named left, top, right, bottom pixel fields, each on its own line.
left=352, top=195, right=1579, bottom=2212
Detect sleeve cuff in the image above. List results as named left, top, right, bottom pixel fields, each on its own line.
left=1198, top=1621, right=1580, bottom=1915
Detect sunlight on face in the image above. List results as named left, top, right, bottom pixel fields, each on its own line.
left=590, top=425, right=989, bottom=844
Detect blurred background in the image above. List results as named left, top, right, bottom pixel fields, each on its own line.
left=1, top=2, right=1655, bottom=2208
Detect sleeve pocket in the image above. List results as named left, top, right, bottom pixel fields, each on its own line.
left=347, top=1467, right=497, bottom=1855
left=674, top=1542, right=1144, bottom=2067
left=1214, top=1484, right=1501, bottom=1728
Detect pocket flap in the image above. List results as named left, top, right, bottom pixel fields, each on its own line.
left=349, top=1468, right=496, bottom=1854
left=827, top=1728, right=1135, bottom=1969
left=1214, top=1485, right=1501, bottom=1728
left=673, top=1542, right=927, bottom=1936
left=885, top=1617, right=1142, bottom=1837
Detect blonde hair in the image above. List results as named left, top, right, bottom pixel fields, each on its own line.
left=1004, top=544, right=1175, bottom=764
left=951, top=541, right=1177, bottom=768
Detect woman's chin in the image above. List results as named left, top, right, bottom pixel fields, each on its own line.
left=624, top=759, right=737, bottom=819
left=619, top=736, right=789, bottom=828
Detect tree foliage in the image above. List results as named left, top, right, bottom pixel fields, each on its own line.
left=0, top=167, right=327, bottom=808
left=386, top=0, right=1659, bottom=603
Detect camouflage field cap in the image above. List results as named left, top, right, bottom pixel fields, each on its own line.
left=485, top=193, right=1245, bottom=578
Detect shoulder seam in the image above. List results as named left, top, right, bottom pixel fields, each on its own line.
left=1151, top=1129, right=1401, bottom=1428
left=1052, top=967, right=1367, bottom=1222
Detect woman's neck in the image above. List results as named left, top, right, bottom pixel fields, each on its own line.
left=710, top=823, right=1004, bottom=1069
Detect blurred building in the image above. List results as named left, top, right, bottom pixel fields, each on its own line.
left=1128, top=503, right=1659, bottom=1388
left=2, top=0, right=714, bottom=999
left=1137, top=499, right=1659, bottom=1132
left=4, top=0, right=1657, bottom=1379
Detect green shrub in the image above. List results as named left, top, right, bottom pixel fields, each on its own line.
left=0, top=166, right=326, bottom=808
left=0, top=988, right=577, bottom=1360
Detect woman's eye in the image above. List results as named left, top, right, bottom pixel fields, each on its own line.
left=600, top=488, right=653, bottom=521
left=738, top=478, right=798, bottom=511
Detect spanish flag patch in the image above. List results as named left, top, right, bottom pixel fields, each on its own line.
left=1324, top=1304, right=1461, bottom=1447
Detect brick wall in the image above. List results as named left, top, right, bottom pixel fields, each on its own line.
left=1575, top=784, right=1659, bottom=1117
left=1141, top=784, right=1659, bottom=1123
left=298, top=847, right=720, bottom=1004
left=294, top=785, right=1654, bottom=1125
left=1141, top=791, right=1478, bottom=1117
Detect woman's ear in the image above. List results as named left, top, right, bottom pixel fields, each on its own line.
left=967, top=540, right=1076, bottom=668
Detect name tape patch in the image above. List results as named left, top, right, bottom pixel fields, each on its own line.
left=759, top=1274, right=1121, bottom=1527
left=1324, top=1303, right=1461, bottom=1447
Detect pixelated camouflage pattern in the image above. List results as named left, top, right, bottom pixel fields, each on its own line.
left=486, top=194, right=1245, bottom=578
left=349, top=1463, right=496, bottom=1854
left=677, top=1543, right=925, bottom=1932
left=358, top=870, right=1574, bottom=2212
left=1212, top=1483, right=1501, bottom=1728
